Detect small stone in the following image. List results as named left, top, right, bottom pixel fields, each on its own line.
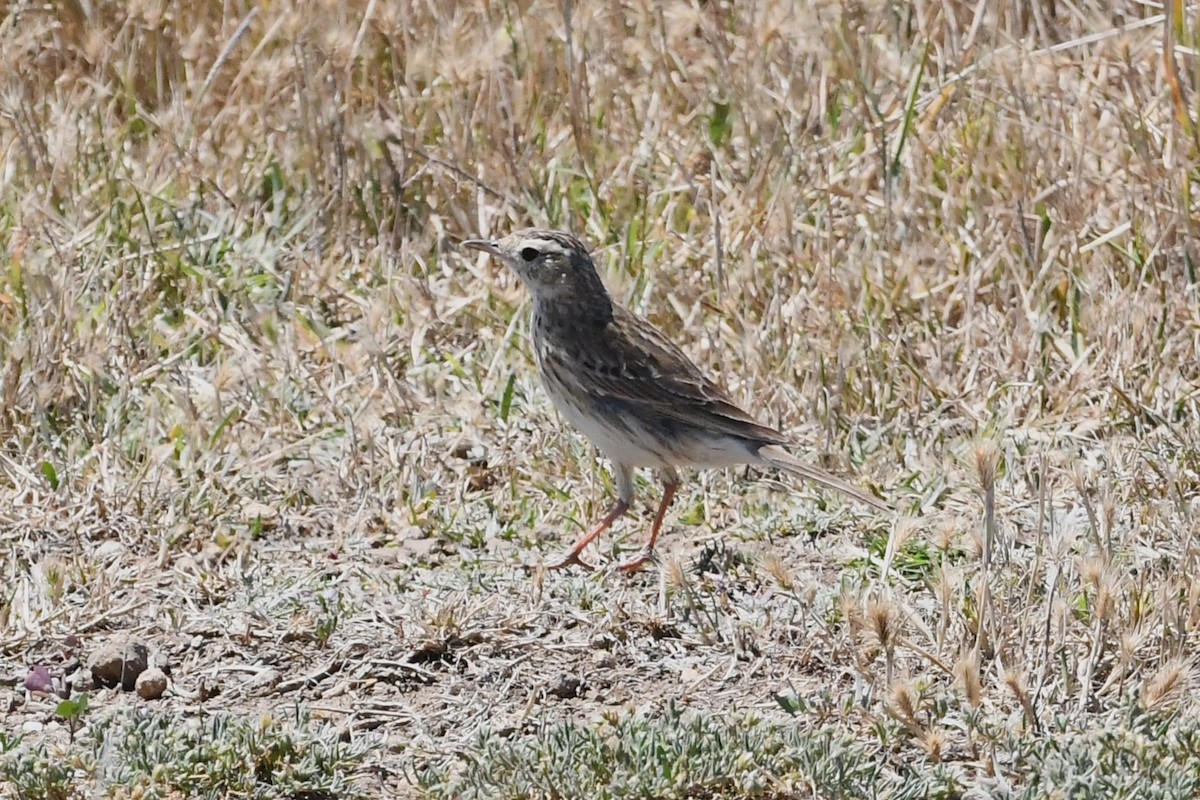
left=93, top=541, right=125, bottom=562
left=242, top=501, right=279, bottom=531
left=135, top=667, right=168, bottom=700
left=72, top=666, right=96, bottom=692
left=197, top=678, right=219, bottom=702
left=548, top=674, right=583, bottom=699
left=589, top=633, right=617, bottom=651
left=24, top=665, right=55, bottom=694
left=87, top=640, right=150, bottom=691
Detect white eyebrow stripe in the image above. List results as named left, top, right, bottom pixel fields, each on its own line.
left=523, top=239, right=566, bottom=255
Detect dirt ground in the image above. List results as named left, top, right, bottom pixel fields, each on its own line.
left=4, top=1, right=1200, bottom=797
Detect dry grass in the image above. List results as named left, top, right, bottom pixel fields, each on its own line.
left=2, top=0, right=1200, bottom=796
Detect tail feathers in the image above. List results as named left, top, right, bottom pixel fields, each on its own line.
left=757, top=444, right=890, bottom=512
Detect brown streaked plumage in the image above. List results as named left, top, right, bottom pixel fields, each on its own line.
left=461, top=229, right=888, bottom=572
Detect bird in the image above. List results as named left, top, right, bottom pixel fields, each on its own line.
left=461, top=229, right=888, bottom=572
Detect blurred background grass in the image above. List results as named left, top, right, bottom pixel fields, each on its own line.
left=3, top=1, right=1200, bottom=797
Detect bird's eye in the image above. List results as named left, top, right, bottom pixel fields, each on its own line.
left=520, top=247, right=539, bottom=262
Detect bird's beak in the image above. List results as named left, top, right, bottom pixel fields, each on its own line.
left=461, top=238, right=501, bottom=256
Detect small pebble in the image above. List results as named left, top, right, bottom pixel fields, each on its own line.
left=87, top=640, right=150, bottom=691
left=136, top=667, right=169, bottom=700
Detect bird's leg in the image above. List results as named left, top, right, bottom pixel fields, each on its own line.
left=547, top=463, right=635, bottom=572
left=546, top=499, right=629, bottom=571
left=619, top=470, right=680, bottom=573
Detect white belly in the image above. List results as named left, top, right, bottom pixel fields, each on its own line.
left=546, top=384, right=756, bottom=470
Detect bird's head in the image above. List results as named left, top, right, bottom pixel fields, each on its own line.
left=461, top=229, right=608, bottom=301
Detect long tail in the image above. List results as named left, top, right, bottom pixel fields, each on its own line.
left=757, top=444, right=891, bottom=512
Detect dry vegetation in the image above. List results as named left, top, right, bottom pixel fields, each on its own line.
left=3, top=0, right=1200, bottom=797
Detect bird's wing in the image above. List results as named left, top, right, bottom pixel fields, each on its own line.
left=542, top=302, right=889, bottom=511
left=568, top=303, right=790, bottom=445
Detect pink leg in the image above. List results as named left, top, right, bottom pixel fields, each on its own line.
left=546, top=499, right=630, bottom=571
left=618, top=476, right=680, bottom=573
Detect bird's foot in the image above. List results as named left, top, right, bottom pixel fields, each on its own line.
left=617, top=546, right=657, bottom=573
left=545, top=550, right=595, bottom=572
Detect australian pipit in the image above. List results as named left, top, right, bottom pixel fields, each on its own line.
left=462, top=229, right=888, bottom=572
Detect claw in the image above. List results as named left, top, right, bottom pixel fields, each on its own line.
left=617, top=547, right=657, bottom=573
left=546, top=551, right=595, bottom=572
